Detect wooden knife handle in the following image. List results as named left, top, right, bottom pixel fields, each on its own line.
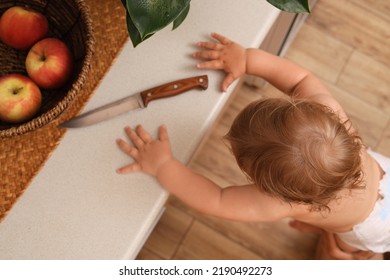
left=140, top=75, right=208, bottom=107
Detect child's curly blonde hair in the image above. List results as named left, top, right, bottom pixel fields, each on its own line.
left=225, top=98, right=364, bottom=211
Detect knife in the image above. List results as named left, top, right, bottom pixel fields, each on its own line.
left=59, top=75, right=208, bottom=128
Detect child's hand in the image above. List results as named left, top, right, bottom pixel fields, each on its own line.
left=116, top=125, right=173, bottom=177
left=193, top=32, right=247, bottom=92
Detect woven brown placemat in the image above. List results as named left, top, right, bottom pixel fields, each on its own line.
left=0, top=0, right=129, bottom=221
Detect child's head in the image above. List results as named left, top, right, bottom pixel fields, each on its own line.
left=225, top=98, right=364, bottom=211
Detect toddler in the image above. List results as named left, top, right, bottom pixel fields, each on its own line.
left=116, top=33, right=390, bottom=260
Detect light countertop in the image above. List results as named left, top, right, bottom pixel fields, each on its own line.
left=0, top=0, right=279, bottom=259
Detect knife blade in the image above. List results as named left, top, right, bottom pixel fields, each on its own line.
left=59, top=75, right=208, bottom=128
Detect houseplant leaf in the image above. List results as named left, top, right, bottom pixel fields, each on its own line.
left=172, top=3, right=190, bottom=30
left=266, top=0, right=310, bottom=13
left=121, top=0, right=156, bottom=47
left=125, top=0, right=191, bottom=40
left=120, top=0, right=144, bottom=47
left=124, top=10, right=155, bottom=47
left=120, top=0, right=310, bottom=47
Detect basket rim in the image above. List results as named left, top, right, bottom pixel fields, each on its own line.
left=0, top=0, right=95, bottom=138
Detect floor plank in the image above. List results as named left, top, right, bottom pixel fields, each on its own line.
left=141, top=205, right=193, bottom=259
left=174, top=221, right=262, bottom=260
left=324, top=81, right=389, bottom=148
left=285, top=24, right=353, bottom=83
left=169, top=197, right=318, bottom=260
left=308, top=0, right=390, bottom=65
left=337, top=51, right=390, bottom=114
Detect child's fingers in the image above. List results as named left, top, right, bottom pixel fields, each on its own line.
left=221, top=73, right=235, bottom=92
left=116, top=139, right=139, bottom=159
left=211, top=32, right=232, bottom=45
left=116, top=163, right=142, bottom=174
left=323, top=233, right=354, bottom=260
left=192, top=50, right=220, bottom=60
left=196, top=41, right=223, bottom=50
left=353, top=250, right=378, bottom=260
left=125, top=126, right=144, bottom=149
left=136, top=125, right=153, bottom=143
left=158, top=125, right=169, bottom=141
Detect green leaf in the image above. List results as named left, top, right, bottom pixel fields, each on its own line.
left=125, top=0, right=191, bottom=40
left=121, top=0, right=146, bottom=47
left=172, top=3, right=190, bottom=30
left=125, top=11, right=154, bottom=47
left=266, top=0, right=310, bottom=13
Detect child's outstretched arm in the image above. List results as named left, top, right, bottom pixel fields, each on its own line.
left=193, top=33, right=350, bottom=123
left=116, top=125, right=291, bottom=222
left=193, top=33, right=330, bottom=98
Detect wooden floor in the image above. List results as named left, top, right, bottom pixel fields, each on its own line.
left=136, top=0, right=390, bottom=260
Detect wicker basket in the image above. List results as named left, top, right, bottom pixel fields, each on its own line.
left=0, top=0, right=94, bottom=138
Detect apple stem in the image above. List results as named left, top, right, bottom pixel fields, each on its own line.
left=13, top=87, right=24, bottom=95
left=40, top=53, right=47, bottom=62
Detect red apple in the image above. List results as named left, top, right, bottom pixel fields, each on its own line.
left=25, top=38, right=73, bottom=89
left=0, top=6, right=48, bottom=50
left=0, top=74, right=42, bottom=123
